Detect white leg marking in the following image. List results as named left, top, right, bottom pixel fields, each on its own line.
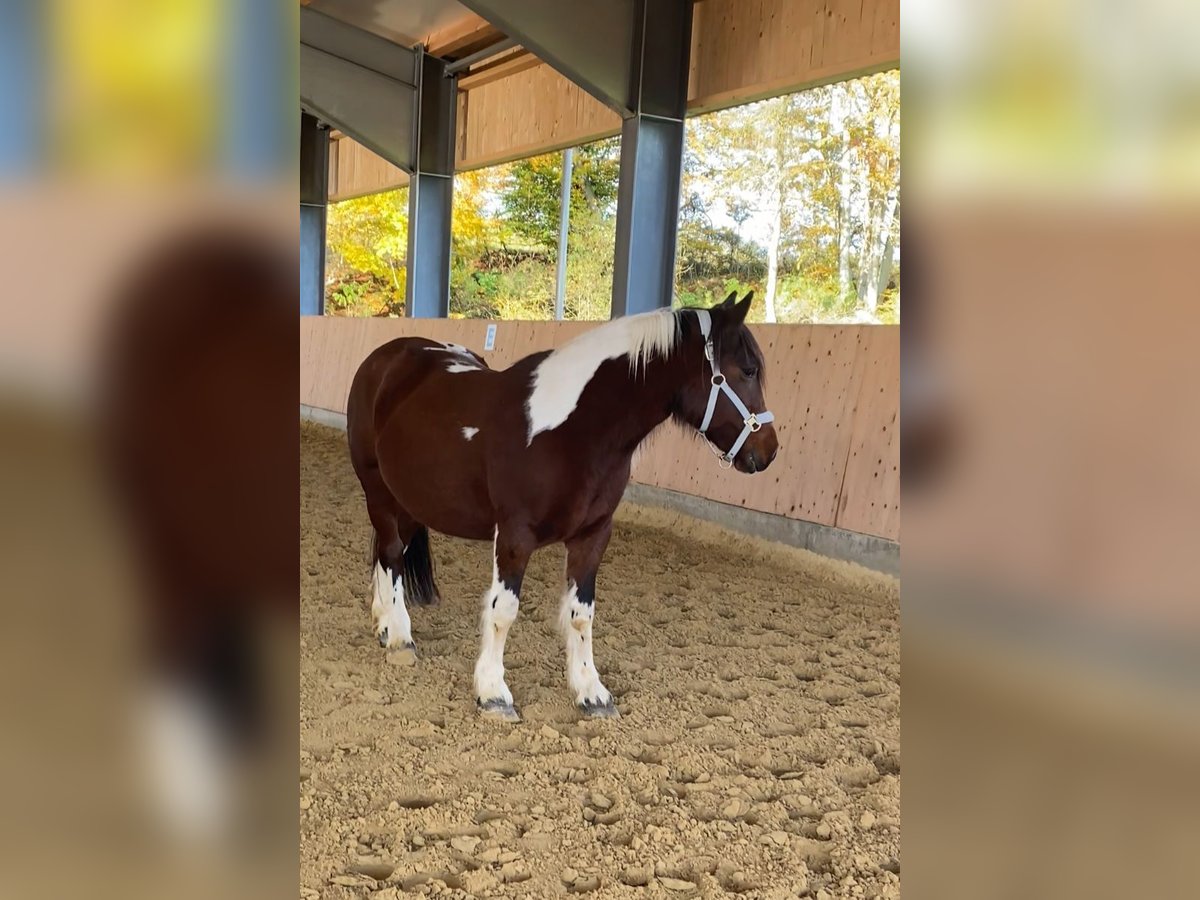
left=461, top=426, right=479, bottom=440
left=558, top=581, right=612, bottom=708
left=372, top=561, right=413, bottom=648
left=140, top=682, right=232, bottom=843
left=474, top=532, right=519, bottom=705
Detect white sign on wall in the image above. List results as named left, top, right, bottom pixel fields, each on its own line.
left=484, top=323, right=497, bottom=351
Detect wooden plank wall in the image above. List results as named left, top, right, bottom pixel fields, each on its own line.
left=329, top=137, right=409, bottom=202
left=329, top=0, right=900, bottom=198
left=456, top=65, right=621, bottom=170
left=300, top=317, right=899, bottom=542
left=688, top=0, right=901, bottom=112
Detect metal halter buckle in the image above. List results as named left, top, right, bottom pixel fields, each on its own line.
left=745, top=413, right=761, bottom=431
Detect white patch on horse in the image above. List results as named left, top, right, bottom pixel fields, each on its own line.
left=426, top=342, right=483, bottom=372
left=425, top=341, right=472, bottom=356
left=558, top=580, right=612, bottom=708
left=372, top=561, right=412, bottom=648
left=525, top=308, right=680, bottom=444
left=474, top=528, right=519, bottom=705
left=461, top=426, right=479, bottom=440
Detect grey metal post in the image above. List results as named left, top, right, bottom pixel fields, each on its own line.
left=0, top=2, right=38, bottom=171
left=226, top=2, right=287, bottom=177
left=610, top=0, right=692, bottom=317
left=300, top=113, right=329, bottom=316
left=554, top=147, right=574, bottom=320
left=443, top=0, right=695, bottom=317
left=405, top=48, right=456, bottom=318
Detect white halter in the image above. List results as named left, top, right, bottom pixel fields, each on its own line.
left=693, top=309, right=775, bottom=469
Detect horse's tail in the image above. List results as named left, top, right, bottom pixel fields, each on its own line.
left=402, top=526, right=440, bottom=606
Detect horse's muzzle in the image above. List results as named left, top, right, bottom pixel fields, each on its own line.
left=734, top=427, right=780, bottom=474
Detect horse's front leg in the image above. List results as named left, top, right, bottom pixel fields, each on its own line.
left=473, top=525, right=532, bottom=722
left=560, top=519, right=618, bottom=718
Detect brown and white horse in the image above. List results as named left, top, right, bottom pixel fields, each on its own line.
left=346, top=292, right=779, bottom=721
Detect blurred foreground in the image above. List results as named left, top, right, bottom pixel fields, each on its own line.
left=904, top=1, right=1200, bottom=897
left=2, top=0, right=1199, bottom=897
left=0, top=3, right=297, bottom=898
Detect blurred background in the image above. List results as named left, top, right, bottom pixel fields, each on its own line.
left=903, top=0, right=1200, bottom=897
left=0, top=2, right=296, bottom=899
left=2, top=0, right=1198, bottom=897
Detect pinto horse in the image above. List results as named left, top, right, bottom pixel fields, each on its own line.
left=346, top=292, right=779, bottom=721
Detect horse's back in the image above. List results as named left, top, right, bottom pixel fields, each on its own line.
left=347, top=337, right=486, bottom=458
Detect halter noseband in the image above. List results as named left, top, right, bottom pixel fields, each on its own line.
left=693, top=309, right=775, bottom=469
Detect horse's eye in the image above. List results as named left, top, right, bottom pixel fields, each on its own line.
left=742, top=367, right=758, bottom=379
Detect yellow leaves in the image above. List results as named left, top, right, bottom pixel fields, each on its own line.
left=52, top=0, right=219, bottom=174
left=327, top=189, right=410, bottom=311
left=452, top=169, right=495, bottom=254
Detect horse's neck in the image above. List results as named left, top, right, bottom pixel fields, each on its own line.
left=591, top=348, right=692, bottom=458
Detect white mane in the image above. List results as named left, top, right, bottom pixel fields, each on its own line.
left=525, top=308, right=682, bottom=444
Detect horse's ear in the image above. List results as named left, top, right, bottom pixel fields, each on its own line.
left=728, top=292, right=753, bottom=325
left=713, top=290, right=738, bottom=310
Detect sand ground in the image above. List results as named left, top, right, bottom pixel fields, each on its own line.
left=300, top=422, right=900, bottom=899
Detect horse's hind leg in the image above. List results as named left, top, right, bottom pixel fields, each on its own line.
left=559, top=518, right=618, bottom=718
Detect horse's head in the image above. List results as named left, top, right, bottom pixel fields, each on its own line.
left=676, top=292, right=780, bottom=474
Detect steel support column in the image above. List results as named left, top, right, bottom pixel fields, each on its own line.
left=0, top=1, right=39, bottom=171
left=611, top=0, right=692, bottom=316
left=611, top=113, right=686, bottom=316
left=226, top=1, right=288, bottom=177
left=458, top=0, right=692, bottom=317
left=300, top=113, right=329, bottom=316
left=405, top=48, right=456, bottom=318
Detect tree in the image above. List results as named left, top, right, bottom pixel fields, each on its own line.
left=501, top=139, right=620, bottom=250
left=326, top=188, right=409, bottom=316
left=680, top=70, right=899, bottom=324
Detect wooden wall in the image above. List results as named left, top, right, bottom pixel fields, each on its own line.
left=329, top=136, right=408, bottom=202
left=688, top=0, right=901, bottom=112
left=300, top=317, right=899, bottom=542
left=456, top=65, right=621, bottom=171
left=330, top=0, right=900, bottom=197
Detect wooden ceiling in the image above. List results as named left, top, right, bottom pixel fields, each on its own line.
left=301, top=0, right=521, bottom=89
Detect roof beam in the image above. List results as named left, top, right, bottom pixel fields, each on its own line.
left=456, top=0, right=638, bottom=115
left=299, top=6, right=418, bottom=171
left=424, top=14, right=506, bottom=61
left=457, top=48, right=540, bottom=92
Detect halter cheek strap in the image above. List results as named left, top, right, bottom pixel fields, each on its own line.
left=693, top=310, right=775, bottom=469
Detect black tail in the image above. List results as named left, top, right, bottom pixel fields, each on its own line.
left=401, top=526, right=439, bottom=606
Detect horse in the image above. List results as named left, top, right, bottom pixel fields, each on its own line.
left=346, top=291, right=779, bottom=722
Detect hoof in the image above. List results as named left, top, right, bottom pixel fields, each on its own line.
left=578, top=698, right=620, bottom=719
left=378, top=627, right=416, bottom=653
left=477, top=698, right=521, bottom=723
